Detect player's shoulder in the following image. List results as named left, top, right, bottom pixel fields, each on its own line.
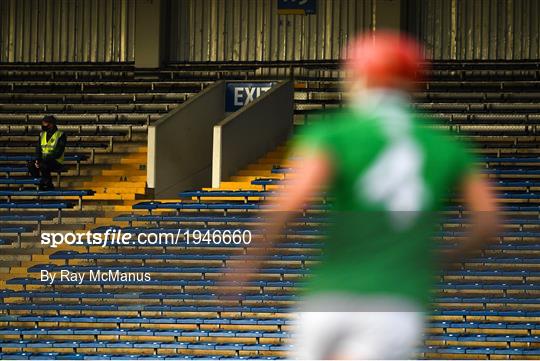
left=297, top=109, right=348, bottom=136
left=309, top=108, right=375, bottom=132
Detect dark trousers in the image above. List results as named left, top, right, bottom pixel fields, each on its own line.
left=27, top=158, right=63, bottom=187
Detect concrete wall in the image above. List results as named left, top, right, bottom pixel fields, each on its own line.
left=148, top=81, right=225, bottom=198
left=376, top=0, right=401, bottom=31
left=135, top=0, right=165, bottom=68
left=212, top=81, right=294, bottom=188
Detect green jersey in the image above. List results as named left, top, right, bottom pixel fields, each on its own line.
left=293, top=101, right=475, bottom=308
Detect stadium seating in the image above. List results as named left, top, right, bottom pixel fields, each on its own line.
left=1, top=62, right=540, bottom=359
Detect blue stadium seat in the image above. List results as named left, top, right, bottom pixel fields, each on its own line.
left=0, top=177, right=41, bottom=185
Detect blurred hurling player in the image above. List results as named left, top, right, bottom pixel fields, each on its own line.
left=225, top=31, right=499, bottom=359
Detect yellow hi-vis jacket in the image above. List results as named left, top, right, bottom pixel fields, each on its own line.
left=40, top=130, right=64, bottom=164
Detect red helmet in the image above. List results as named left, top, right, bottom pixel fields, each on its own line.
left=344, top=30, right=426, bottom=88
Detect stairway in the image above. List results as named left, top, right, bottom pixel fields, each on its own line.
left=214, top=146, right=288, bottom=191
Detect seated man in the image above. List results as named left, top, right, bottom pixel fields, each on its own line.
left=28, top=115, right=66, bottom=190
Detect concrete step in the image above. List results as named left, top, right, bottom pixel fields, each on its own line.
left=0, top=216, right=94, bottom=226
left=101, top=163, right=146, bottom=170
left=256, top=159, right=288, bottom=167
left=245, top=164, right=275, bottom=171
left=0, top=247, right=41, bottom=255
left=0, top=259, right=27, bottom=267
left=76, top=193, right=139, bottom=201
left=25, top=209, right=102, bottom=216
left=228, top=175, right=258, bottom=182
left=90, top=186, right=146, bottom=194
left=84, top=175, right=147, bottom=182
left=126, top=133, right=148, bottom=142
left=257, top=157, right=289, bottom=163
left=110, top=143, right=147, bottom=152
left=40, top=223, right=86, bottom=231
left=0, top=239, right=40, bottom=249
left=85, top=183, right=146, bottom=191
left=94, top=153, right=146, bottom=162
left=265, top=149, right=287, bottom=157
left=83, top=181, right=146, bottom=189
left=76, top=204, right=125, bottom=212
left=218, top=181, right=259, bottom=190
left=229, top=175, right=280, bottom=182
left=94, top=216, right=123, bottom=224
left=236, top=170, right=274, bottom=177
left=120, top=157, right=148, bottom=165
left=113, top=204, right=140, bottom=212
left=101, top=169, right=146, bottom=176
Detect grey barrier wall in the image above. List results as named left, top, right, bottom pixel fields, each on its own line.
left=134, top=0, right=166, bottom=68
left=147, top=81, right=225, bottom=198
left=212, top=81, right=294, bottom=188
